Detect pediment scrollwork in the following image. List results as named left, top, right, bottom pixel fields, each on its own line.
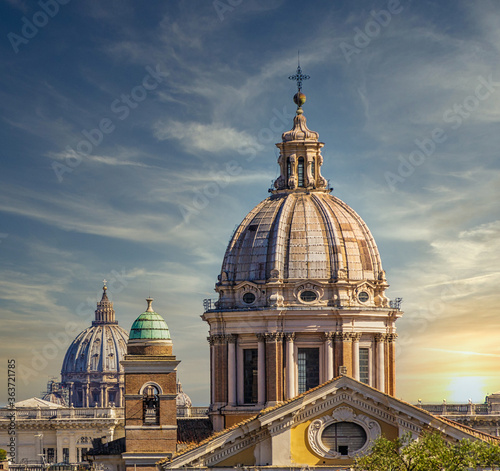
left=307, top=406, right=381, bottom=459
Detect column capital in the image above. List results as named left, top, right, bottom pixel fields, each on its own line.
left=341, top=332, right=352, bottom=342
left=265, top=332, right=284, bottom=342
left=375, top=333, right=387, bottom=343
left=285, top=332, right=295, bottom=341
left=207, top=334, right=227, bottom=345
left=351, top=332, right=362, bottom=342
left=226, top=334, right=237, bottom=344
left=323, top=332, right=335, bottom=340
left=333, top=331, right=344, bottom=341
left=386, top=333, right=398, bottom=343
left=256, top=333, right=266, bottom=342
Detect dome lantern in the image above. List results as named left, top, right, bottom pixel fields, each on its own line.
left=274, top=64, right=328, bottom=192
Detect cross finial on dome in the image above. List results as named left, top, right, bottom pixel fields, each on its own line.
left=288, top=54, right=309, bottom=114
left=146, top=297, right=154, bottom=313
left=102, top=279, right=107, bottom=291
left=288, top=52, right=309, bottom=93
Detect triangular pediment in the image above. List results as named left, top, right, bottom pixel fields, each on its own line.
left=159, top=377, right=500, bottom=469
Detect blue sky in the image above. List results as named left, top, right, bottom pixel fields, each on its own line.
left=1, top=0, right=500, bottom=406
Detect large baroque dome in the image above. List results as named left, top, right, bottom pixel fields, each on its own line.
left=203, top=74, right=402, bottom=431
left=61, top=284, right=128, bottom=407
left=215, top=95, right=389, bottom=312
left=221, top=192, right=382, bottom=283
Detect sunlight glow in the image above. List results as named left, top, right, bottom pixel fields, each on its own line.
left=446, top=376, right=487, bottom=403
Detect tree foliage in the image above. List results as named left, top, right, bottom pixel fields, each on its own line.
left=0, top=449, right=7, bottom=461
left=354, top=431, right=500, bottom=471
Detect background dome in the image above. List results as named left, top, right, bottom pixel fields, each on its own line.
left=62, top=323, right=129, bottom=374
left=61, top=284, right=128, bottom=407
left=221, top=191, right=383, bottom=283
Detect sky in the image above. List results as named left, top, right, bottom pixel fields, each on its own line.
left=1, top=0, right=500, bottom=406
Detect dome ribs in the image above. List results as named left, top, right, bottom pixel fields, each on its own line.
left=320, top=196, right=349, bottom=279
left=283, top=194, right=299, bottom=279
left=247, top=198, right=283, bottom=281
left=218, top=193, right=384, bottom=287
left=266, top=194, right=294, bottom=280
left=222, top=198, right=269, bottom=282
left=330, top=196, right=382, bottom=281
left=311, top=193, right=337, bottom=280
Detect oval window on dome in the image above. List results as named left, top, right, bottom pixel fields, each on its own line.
left=300, top=290, right=317, bottom=302
left=243, top=292, right=256, bottom=304
left=358, top=291, right=369, bottom=303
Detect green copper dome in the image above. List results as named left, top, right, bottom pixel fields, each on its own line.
left=129, top=298, right=171, bottom=340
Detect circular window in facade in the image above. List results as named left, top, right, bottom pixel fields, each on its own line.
left=300, top=290, right=317, bottom=302
left=358, top=291, right=369, bottom=303
left=322, top=422, right=367, bottom=456
left=242, top=292, right=256, bottom=304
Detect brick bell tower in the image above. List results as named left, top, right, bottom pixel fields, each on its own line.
left=121, top=297, right=179, bottom=471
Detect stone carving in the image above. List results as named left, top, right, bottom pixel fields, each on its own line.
left=308, top=406, right=381, bottom=459
left=269, top=291, right=284, bottom=307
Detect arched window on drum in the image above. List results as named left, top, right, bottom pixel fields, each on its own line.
left=298, top=157, right=305, bottom=187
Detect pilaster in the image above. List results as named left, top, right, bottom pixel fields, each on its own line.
left=375, top=333, right=387, bottom=393
left=265, top=333, right=284, bottom=404
left=285, top=333, right=295, bottom=399
left=257, top=333, right=266, bottom=405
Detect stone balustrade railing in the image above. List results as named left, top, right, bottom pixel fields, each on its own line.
left=0, top=407, right=124, bottom=420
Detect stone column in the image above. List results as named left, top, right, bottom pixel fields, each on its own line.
left=333, top=332, right=343, bottom=376
left=227, top=334, right=237, bottom=405
left=351, top=333, right=361, bottom=381
left=208, top=335, right=228, bottom=405
left=208, top=336, right=214, bottom=404
left=56, top=432, right=64, bottom=464
left=341, top=333, right=353, bottom=377
left=69, top=432, right=76, bottom=464
left=84, top=383, right=90, bottom=407
left=116, top=386, right=124, bottom=407
left=67, top=382, right=74, bottom=406
left=257, top=334, right=266, bottom=405
left=100, top=384, right=105, bottom=407
left=265, top=332, right=284, bottom=404
left=236, top=343, right=244, bottom=405
left=285, top=333, right=295, bottom=399
left=375, top=334, right=386, bottom=393
left=386, top=333, right=397, bottom=396
left=324, top=333, right=335, bottom=381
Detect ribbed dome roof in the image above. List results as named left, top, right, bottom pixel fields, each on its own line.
left=61, top=285, right=128, bottom=375
left=221, top=191, right=383, bottom=283
left=62, top=322, right=129, bottom=374
left=129, top=298, right=171, bottom=340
